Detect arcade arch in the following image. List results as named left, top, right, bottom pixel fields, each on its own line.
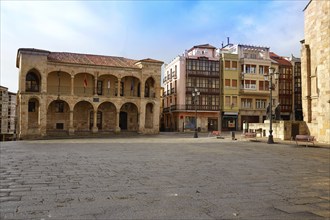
left=119, top=102, right=138, bottom=131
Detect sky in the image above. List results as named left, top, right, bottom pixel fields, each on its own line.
left=1, top=0, right=309, bottom=92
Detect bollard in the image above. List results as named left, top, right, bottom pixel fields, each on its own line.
left=231, top=131, right=235, bottom=140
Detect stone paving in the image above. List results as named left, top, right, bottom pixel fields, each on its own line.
left=0, top=133, right=329, bottom=219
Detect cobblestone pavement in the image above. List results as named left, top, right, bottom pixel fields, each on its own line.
left=1, top=133, right=329, bottom=219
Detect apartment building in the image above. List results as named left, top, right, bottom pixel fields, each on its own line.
left=221, top=44, right=278, bottom=129
left=16, top=48, right=163, bottom=139
left=0, top=86, right=17, bottom=139
left=270, top=52, right=293, bottom=120
left=163, top=44, right=220, bottom=132
left=301, top=0, right=330, bottom=143
left=219, top=49, right=240, bottom=131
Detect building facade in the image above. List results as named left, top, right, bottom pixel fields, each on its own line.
left=289, top=55, right=303, bottom=121
left=219, top=50, right=240, bottom=131
left=0, top=86, right=17, bottom=139
left=270, top=52, right=293, bottom=120
left=163, top=44, right=220, bottom=133
left=16, top=48, right=163, bottom=139
left=221, top=44, right=278, bottom=129
left=300, top=0, right=330, bottom=143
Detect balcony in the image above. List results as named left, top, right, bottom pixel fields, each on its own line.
left=163, top=104, right=219, bottom=113
left=186, top=87, right=219, bottom=94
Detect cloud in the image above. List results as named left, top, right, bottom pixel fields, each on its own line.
left=0, top=0, right=308, bottom=92
left=232, top=1, right=307, bottom=55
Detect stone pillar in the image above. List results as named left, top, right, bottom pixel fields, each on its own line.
left=69, top=110, right=75, bottom=135
left=94, top=74, right=98, bottom=95
left=39, top=97, right=47, bottom=137
left=92, top=110, right=98, bottom=133
left=138, top=105, right=145, bottom=134
left=71, top=75, right=74, bottom=95
left=117, top=78, right=121, bottom=97
left=115, top=111, right=121, bottom=133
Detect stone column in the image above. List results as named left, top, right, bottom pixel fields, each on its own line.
left=94, top=74, right=98, bottom=95
left=138, top=105, right=145, bottom=134
left=69, top=110, right=75, bottom=135
left=115, top=111, right=121, bottom=133
left=92, top=110, right=98, bottom=133
left=39, top=98, right=44, bottom=134
left=71, top=75, right=74, bottom=95
left=117, top=78, right=121, bottom=97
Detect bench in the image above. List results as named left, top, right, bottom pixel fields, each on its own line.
left=208, top=131, right=221, bottom=137
left=242, top=132, right=257, bottom=140
left=295, top=135, right=315, bottom=147
left=245, top=132, right=256, bottom=138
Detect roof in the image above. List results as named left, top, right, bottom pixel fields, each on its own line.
left=17, top=48, right=163, bottom=68
left=47, top=52, right=139, bottom=68
left=137, top=58, right=164, bottom=64
left=188, top=44, right=217, bottom=52
left=270, top=52, right=292, bottom=66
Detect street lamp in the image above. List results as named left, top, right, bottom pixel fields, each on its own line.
left=192, top=88, right=200, bottom=138
left=264, top=67, right=279, bottom=144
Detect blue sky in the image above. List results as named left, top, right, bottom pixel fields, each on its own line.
left=1, top=0, right=309, bottom=92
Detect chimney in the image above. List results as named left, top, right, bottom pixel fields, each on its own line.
left=227, top=37, right=230, bottom=45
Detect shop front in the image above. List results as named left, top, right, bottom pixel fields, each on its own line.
left=222, top=112, right=238, bottom=131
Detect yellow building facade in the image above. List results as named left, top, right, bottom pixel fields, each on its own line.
left=16, top=48, right=163, bottom=139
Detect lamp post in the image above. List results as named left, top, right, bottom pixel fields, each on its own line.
left=264, top=67, right=279, bottom=144
left=192, top=88, right=200, bottom=138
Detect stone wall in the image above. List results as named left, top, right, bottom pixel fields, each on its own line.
left=301, top=0, right=330, bottom=144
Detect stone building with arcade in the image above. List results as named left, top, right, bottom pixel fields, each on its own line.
left=16, top=48, right=163, bottom=139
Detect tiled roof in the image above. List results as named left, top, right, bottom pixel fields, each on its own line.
left=48, top=52, right=139, bottom=68
left=138, top=58, right=163, bottom=64
left=270, top=52, right=292, bottom=66
left=188, top=44, right=217, bottom=51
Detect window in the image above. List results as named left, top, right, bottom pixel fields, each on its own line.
left=225, top=61, right=230, bottom=69
left=28, top=101, right=36, bottom=112
left=241, top=98, right=252, bottom=109
left=97, top=80, right=103, bottom=95
left=120, top=81, right=124, bottom=96
left=225, top=79, right=230, bottom=87
left=256, top=99, right=266, bottom=109
left=55, top=101, right=64, bottom=113
left=243, top=80, right=256, bottom=89
left=56, top=123, right=64, bottom=130
left=26, top=72, right=40, bottom=92
left=232, top=96, right=237, bottom=107
left=259, top=66, right=264, bottom=75
left=232, top=61, right=237, bottom=69
left=225, top=96, right=231, bottom=107
left=232, top=79, right=237, bottom=88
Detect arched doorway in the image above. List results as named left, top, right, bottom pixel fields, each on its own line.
left=97, top=102, right=116, bottom=131
left=73, top=101, right=93, bottom=131
left=46, top=100, right=70, bottom=133
left=119, top=102, right=138, bottom=131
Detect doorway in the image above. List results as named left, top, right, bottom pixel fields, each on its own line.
left=119, top=111, right=128, bottom=130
